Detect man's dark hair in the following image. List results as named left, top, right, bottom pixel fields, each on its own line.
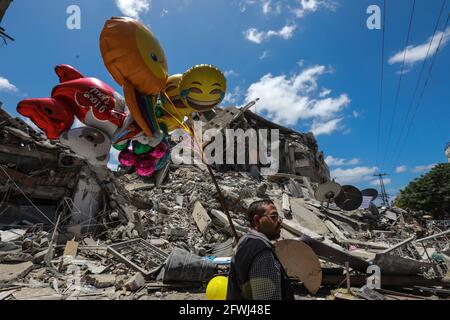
left=247, top=199, right=274, bottom=227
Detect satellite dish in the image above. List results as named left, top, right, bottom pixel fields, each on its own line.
left=335, top=185, right=363, bottom=211
left=361, top=188, right=378, bottom=201
left=275, top=239, right=322, bottom=295
left=314, top=182, right=342, bottom=202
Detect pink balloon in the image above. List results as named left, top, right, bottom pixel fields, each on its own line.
left=119, top=150, right=137, bottom=167
left=150, top=142, right=169, bottom=159
left=135, top=156, right=157, bottom=177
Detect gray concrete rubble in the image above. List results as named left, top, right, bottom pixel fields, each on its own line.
left=0, top=105, right=449, bottom=300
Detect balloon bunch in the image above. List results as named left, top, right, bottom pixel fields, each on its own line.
left=17, top=17, right=227, bottom=177
left=99, top=17, right=227, bottom=176
left=17, top=64, right=137, bottom=166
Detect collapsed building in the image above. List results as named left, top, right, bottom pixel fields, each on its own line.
left=0, top=103, right=449, bottom=300
left=0, top=104, right=104, bottom=232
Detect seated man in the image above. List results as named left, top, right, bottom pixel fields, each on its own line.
left=227, top=200, right=294, bottom=300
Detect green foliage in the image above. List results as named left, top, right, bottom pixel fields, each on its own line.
left=395, top=163, right=450, bottom=218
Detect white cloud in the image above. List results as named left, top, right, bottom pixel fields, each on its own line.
left=352, top=110, right=359, bottom=118
left=0, top=76, right=18, bottom=93
left=389, top=27, right=450, bottom=66
left=331, top=166, right=378, bottom=185
left=293, top=0, right=335, bottom=18
left=267, top=24, right=297, bottom=39
left=223, top=86, right=242, bottom=105
left=412, top=164, right=436, bottom=173
left=259, top=50, right=270, bottom=60
left=239, top=0, right=257, bottom=12
left=161, top=8, right=169, bottom=17
left=224, top=70, right=239, bottom=78
left=243, top=28, right=265, bottom=44
left=319, top=88, right=331, bottom=98
left=325, top=156, right=360, bottom=166
left=244, top=24, right=297, bottom=43
left=370, top=178, right=391, bottom=186
left=115, top=0, right=151, bottom=19
left=395, top=165, right=407, bottom=173
left=274, top=2, right=282, bottom=14
left=310, top=118, right=342, bottom=136
left=243, top=65, right=350, bottom=129
left=262, top=0, right=271, bottom=14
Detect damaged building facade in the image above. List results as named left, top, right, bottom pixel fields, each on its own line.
left=199, top=106, right=330, bottom=183
left=0, top=104, right=103, bottom=233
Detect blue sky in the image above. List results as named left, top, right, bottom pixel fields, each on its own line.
left=0, top=0, right=449, bottom=199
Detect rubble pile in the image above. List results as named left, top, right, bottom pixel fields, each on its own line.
left=1, top=105, right=449, bottom=300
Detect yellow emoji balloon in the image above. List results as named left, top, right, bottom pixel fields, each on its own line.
left=100, top=17, right=168, bottom=95
left=179, top=64, right=227, bottom=113
left=163, top=74, right=189, bottom=113
left=157, top=74, right=184, bottom=132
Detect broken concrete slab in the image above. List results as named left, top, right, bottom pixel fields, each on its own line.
left=289, top=198, right=329, bottom=235
left=125, top=272, right=145, bottom=292
left=0, top=289, right=17, bottom=300
left=192, top=201, right=212, bottom=234
left=0, top=261, right=34, bottom=283
left=299, top=235, right=370, bottom=272
left=12, top=287, right=62, bottom=300
left=274, top=198, right=328, bottom=237
left=86, top=274, right=116, bottom=289
left=374, top=253, right=436, bottom=275
left=281, top=218, right=323, bottom=240
left=0, top=229, right=27, bottom=242
left=282, top=193, right=291, bottom=216
left=63, top=240, right=79, bottom=257
left=0, top=252, right=33, bottom=263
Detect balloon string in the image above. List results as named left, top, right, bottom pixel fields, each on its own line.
left=159, top=92, right=207, bottom=164
left=160, top=91, right=192, bottom=135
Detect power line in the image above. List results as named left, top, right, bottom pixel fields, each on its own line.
left=388, top=0, right=447, bottom=170
left=376, top=0, right=387, bottom=168
left=381, top=0, right=416, bottom=169
left=391, top=12, right=450, bottom=171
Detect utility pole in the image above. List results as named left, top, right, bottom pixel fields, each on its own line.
left=374, top=173, right=390, bottom=207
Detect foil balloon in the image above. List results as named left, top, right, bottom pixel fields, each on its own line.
left=179, top=64, right=226, bottom=113
left=51, top=64, right=126, bottom=137
left=118, top=141, right=170, bottom=177
left=17, top=64, right=127, bottom=139
left=159, top=74, right=185, bottom=132
left=100, top=17, right=168, bottom=144
left=17, top=98, right=74, bottom=140
left=17, top=64, right=130, bottom=167
left=60, top=127, right=111, bottom=166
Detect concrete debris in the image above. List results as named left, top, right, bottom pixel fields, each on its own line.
left=0, top=106, right=449, bottom=300
left=86, top=274, right=116, bottom=289
left=0, top=261, right=34, bottom=283
left=192, top=201, right=212, bottom=235
left=125, top=272, right=145, bottom=292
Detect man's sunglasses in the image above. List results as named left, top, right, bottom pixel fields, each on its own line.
left=264, top=213, right=283, bottom=222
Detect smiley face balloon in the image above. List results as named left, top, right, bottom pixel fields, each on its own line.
left=179, top=64, right=226, bottom=113
left=100, top=17, right=168, bottom=95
